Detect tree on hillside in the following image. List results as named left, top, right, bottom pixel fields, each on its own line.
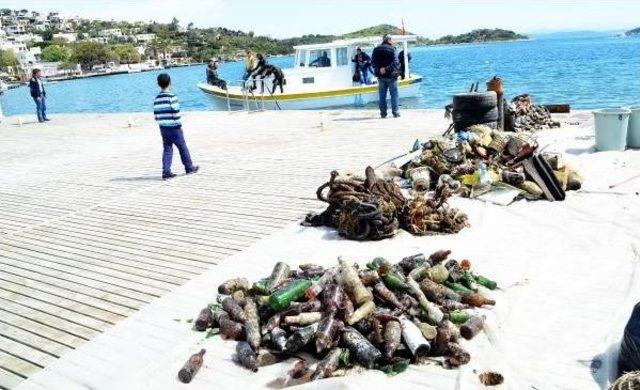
left=147, top=37, right=171, bottom=60
left=42, top=28, right=55, bottom=42
left=0, top=49, right=20, bottom=74
left=70, top=41, right=110, bottom=70
left=42, top=45, right=70, bottom=62
left=111, top=44, right=141, bottom=64
left=51, top=37, right=69, bottom=46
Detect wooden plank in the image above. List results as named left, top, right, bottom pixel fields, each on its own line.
left=0, top=311, right=84, bottom=350
left=0, top=366, right=25, bottom=389
left=5, top=234, right=199, bottom=281
left=0, top=323, right=73, bottom=358
left=0, top=276, right=131, bottom=320
left=0, top=289, right=113, bottom=332
left=0, top=249, right=171, bottom=297
left=4, top=234, right=193, bottom=284
left=0, top=258, right=152, bottom=309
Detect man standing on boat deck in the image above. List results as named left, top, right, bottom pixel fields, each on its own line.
left=352, top=47, right=372, bottom=85
left=29, top=69, right=49, bottom=123
left=243, top=49, right=256, bottom=81
left=372, top=34, right=401, bottom=118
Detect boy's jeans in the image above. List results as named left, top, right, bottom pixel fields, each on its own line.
left=33, top=96, right=47, bottom=122
left=378, top=78, right=399, bottom=117
left=160, top=127, right=194, bottom=175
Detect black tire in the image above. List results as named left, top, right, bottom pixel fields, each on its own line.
left=453, top=92, right=498, bottom=111
left=452, top=106, right=499, bottom=124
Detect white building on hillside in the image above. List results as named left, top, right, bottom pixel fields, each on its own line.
left=134, top=33, right=155, bottom=43
left=5, top=24, right=26, bottom=35
left=99, top=28, right=123, bottom=38
left=53, top=32, right=77, bottom=43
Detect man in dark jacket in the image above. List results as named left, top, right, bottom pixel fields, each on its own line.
left=29, top=68, right=49, bottom=122
left=352, top=47, right=372, bottom=85
left=371, top=34, right=400, bottom=118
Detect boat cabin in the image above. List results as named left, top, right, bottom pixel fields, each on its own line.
left=285, top=35, right=417, bottom=92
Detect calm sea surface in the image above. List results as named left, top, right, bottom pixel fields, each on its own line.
left=2, top=34, right=639, bottom=116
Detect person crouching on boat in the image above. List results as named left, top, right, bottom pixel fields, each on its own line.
left=206, top=59, right=227, bottom=90
left=372, top=34, right=401, bottom=118
left=260, top=64, right=285, bottom=94
left=352, top=47, right=373, bottom=85
left=29, top=69, right=49, bottom=123
left=249, top=53, right=267, bottom=92
left=243, top=49, right=256, bottom=81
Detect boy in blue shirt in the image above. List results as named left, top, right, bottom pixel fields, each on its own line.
left=153, top=73, right=199, bottom=179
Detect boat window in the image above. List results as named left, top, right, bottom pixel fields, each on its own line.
left=302, top=77, right=314, bottom=84
left=336, top=47, right=348, bottom=66
left=295, top=50, right=305, bottom=67
left=309, top=50, right=331, bottom=67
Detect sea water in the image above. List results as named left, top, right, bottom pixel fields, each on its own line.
left=2, top=33, right=638, bottom=116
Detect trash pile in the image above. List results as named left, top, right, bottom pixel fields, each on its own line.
left=302, top=166, right=469, bottom=240
left=181, top=251, right=498, bottom=385
left=506, top=94, right=561, bottom=132
left=393, top=128, right=582, bottom=205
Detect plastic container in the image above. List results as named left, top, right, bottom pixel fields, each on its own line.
left=593, top=108, right=631, bottom=151
left=627, top=106, right=640, bottom=148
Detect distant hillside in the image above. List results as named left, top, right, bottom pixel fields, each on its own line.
left=282, top=25, right=526, bottom=49
left=435, top=29, right=527, bottom=45
left=281, top=24, right=423, bottom=47
left=341, top=24, right=412, bottom=38
left=626, top=27, right=640, bottom=36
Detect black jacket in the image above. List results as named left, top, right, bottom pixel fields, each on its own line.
left=29, top=78, right=46, bottom=98
left=371, top=43, right=400, bottom=79
left=352, top=52, right=371, bottom=68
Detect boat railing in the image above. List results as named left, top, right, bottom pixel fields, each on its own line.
left=220, top=77, right=282, bottom=113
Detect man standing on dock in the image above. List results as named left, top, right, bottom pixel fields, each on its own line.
left=372, top=35, right=401, bottom=118
left=29, top=69, right=49, bottom=123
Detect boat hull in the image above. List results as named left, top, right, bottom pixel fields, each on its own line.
left=198, top=77, right=422, bottom=110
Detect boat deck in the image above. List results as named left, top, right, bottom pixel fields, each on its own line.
left=1, top=110, right=639, bottom=389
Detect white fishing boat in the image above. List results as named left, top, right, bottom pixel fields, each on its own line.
left=197, top=35, right=422, bottom=110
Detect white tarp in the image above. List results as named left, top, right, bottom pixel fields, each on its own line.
left=18, top=117, right=640, bottom=390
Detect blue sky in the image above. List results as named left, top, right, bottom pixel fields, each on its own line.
left=6, top=0, right=639, bottom=38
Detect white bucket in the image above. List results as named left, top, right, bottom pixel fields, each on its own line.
left=627, top=106, right=640, bottom=148
left=593, top=108, right=631, bottom=151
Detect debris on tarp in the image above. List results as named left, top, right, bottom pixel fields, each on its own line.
left=506, top=94, right=561, bottom=132
left=302, top=166, right=469, bottom=240
left=185, top=252, right=498, bottom=386
left=395, top=129, right=582, bottom=203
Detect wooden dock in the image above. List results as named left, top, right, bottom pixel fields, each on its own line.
left=0, top=110, right=447, bottom=389
left=2, top=109, right=640, bottom=389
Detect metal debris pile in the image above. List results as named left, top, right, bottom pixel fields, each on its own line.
left=506, top=94, right=561, bottom=132
left=394, top=128, right=582, bottom=203
left=184, top=251, right=498, bottom=386
left=302, top=166, right=469, bottom=240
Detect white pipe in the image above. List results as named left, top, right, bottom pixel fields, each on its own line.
left=403, top=40, right=409, bottom=79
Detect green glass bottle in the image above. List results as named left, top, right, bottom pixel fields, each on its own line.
left=269, top=279, right=312, bottom=311
left=460, top=272, right=477, bottom=290
left=250, top=278, right=271, bottom=295
left=382, top=273, right=409, bottom=291
left=474, top=274, right=498, bottom=290
left=444, top=281, right=474, bottom=296
left=448, top=310, right=470, bottom=324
